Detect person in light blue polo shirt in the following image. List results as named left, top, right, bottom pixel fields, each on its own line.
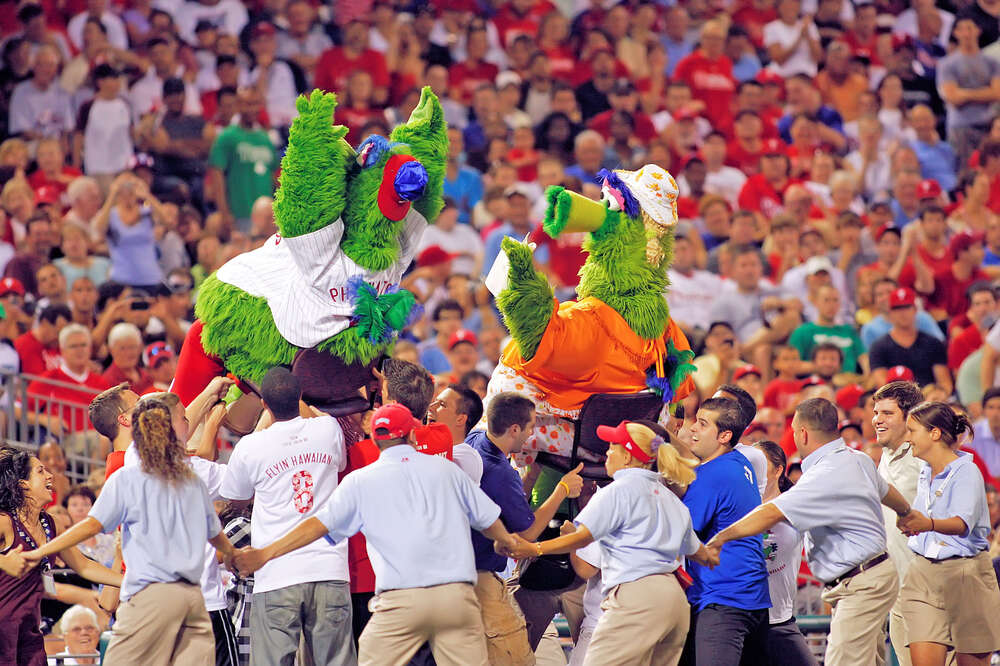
left=707, top=398, right=916, bottom=666
left=896, top=401, right=1000, bottom=664
left=232, top=403, right=521, bottom=666
left=677, top=397, right=770, bottom=666
left=502, top=420, right=716, bottom=666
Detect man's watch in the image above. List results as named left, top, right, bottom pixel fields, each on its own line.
left=896, top=505, right=911, bottom=517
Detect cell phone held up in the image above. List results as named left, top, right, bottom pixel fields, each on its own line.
left=130, top=298, right=151, bottom=311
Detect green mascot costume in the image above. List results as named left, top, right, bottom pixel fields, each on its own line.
left=171, top=87, right=447, bottom=413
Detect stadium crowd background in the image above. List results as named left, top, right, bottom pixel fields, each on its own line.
left=4, top=0, right=1000, bottom=660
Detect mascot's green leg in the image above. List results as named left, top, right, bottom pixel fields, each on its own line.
left=273, top=90, right=354, bottom=239
left=197, top=275, right=395, bottom=383
left=496, top=236, right=554, bottom=361
left=195, top=275, right=299, bottom=383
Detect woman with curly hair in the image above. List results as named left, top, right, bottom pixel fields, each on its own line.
left=23, top=397, right=238, bottom=666
left=0, top=447, right=122, bottom=666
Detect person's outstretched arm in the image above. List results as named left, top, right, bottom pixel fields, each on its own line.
left=232, top=517, right=329, bottom=576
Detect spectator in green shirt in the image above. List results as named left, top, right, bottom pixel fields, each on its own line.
left=788, top=284, right=868, bottom=373
left=207, top=87, right=277, bottom=233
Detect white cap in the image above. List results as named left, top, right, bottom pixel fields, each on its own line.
left=804, top=255, right=834, bottom=276
left=616, top=164, right=679, bottom=229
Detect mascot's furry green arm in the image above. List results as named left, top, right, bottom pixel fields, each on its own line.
left=487, top=164, right=696, bottom=425
left=171, top=87, right=447, bottom=408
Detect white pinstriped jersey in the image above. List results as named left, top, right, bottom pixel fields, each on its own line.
left=215, top=208, right=427, bottom=348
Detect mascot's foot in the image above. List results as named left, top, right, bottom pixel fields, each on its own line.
left=292, top=347, right=378, bottom=417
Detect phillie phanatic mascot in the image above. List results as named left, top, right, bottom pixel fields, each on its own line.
left=171, top=87, right=447, bottom=414
left=486, top=165, right=697, bottom=466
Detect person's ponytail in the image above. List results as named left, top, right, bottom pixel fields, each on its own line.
left=657, top=442, right=698, bottom=490
left=132, top=399, right=193, bottom=484
left=953, top=412, right=973, bottom=440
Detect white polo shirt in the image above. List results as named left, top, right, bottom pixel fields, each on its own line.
left=772, top=438, right=889, bottom=583
left=221, top=415, right=349, bottom=593
left=877, top=441, right=920, bottom=581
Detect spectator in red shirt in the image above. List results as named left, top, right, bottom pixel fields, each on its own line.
left=587, top=79, right=657, bottom=143
left=449, top=25, right=499, bottom=105
left=27, top=323, right=110, bottom=441
left=15, top=302, right=70, bottom=376
left=673, top=18, right=737, bottom=131
left=492, top=0, right=557, bottom=47
left=763, top=345, right=808, bottom=424
left=27, top=138, right=80, bottom=201
left=100, top=322, right=154, bottom=394
left=912, top=201, right=952, bottom=276
left=333, top=71, right=383, bottom=146
left=314, top=19, right=389, bottom=106
left=948, top=283, right=998, bottom=370
left=537, top=11, right=575, bottom=82
left=928, top=230, right=989, bottom=320
left=738, top=138, right=794, bottom=221
left=727, top=110, right=766, bottom=175
left=505, top=125, right=541, bottom=182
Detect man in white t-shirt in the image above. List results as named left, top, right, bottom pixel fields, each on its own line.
left=416, top=199, right=484, bottom=277
left=666, top=226, right=724, bottom=335
left=220, top=367, right=354, bottom=666
left=715, top=385, right=769, bottom=498
left=427, top=383, right=485, bottom=483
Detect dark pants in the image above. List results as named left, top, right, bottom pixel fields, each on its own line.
left=350, top=591, right=374, bottom=646
left=767, top=618, right=817, bottom=666
left=210, top=608, right=240, bottom=666
left=679, top=604, right=769, bottom=666
left=513, top=580, right=583, bottom=650
left=740, top=617, right=818, bottom=666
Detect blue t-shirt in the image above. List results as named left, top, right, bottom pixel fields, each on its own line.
left=467, top=430, right=535, bottom=571
left=682, top=449, right=770, bottom=611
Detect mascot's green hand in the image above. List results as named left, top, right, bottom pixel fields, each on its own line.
left=541, top=186, right=570, bottom=238
left=502, top=236, right=536, bottom=281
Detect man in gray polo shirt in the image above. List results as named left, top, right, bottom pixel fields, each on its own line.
left=706, top=398, right=916, bottom=666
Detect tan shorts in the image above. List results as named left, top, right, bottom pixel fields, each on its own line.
left=900, top=551, right=1000, bottom=654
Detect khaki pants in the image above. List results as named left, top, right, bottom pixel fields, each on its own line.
left=474, top=572, right=535, bottom=666
left=889, top=603, right=912, bottom=666
left=359, top=583, right=488, bottom=666
left=821, top=558, right=899, bottom=666
left=584, top=573, right=689, bottom=666
left=104, top=581, right=213, bottom=666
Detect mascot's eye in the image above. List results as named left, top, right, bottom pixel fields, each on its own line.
left=602, top=181, right=624, bottom=212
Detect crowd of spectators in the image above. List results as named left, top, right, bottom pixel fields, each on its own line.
left=4, top=0, right=1000, bottom=658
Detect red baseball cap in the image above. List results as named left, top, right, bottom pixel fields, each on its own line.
left=35, top=185, right=60, bottom=206
left=835, top=384, right=865, bottom=412
left=371, top=403, right=420, bottom=440
left=762, top=138, right=787, bottom=156
left=448, top=329, right=478, bottom=350
left=873, top=223, right=901, bottom=242
left=889, top=287, right=916, bottom=308
left=143, top=341, right=175, bottom=368
left=743, top=422, right=767, bottom=437
left=799, top=374, right=826, bottom=389
left=251, top=21, right=276, bottom=38
left=916, top=179, right=942, bottom=200
left=0, top=277, right=25, bottom=297
left=674, top=107, right=700, bottom=122
left=886, top=365, right=916, bottom=382
left=948, top=230, right=985, bottom=257
left=755, top=69, right=784, bottom=87
left=838, top=419, right=861, bottom=433
left=733, top=364, right=762, bottom=381
left=596, top=420, right=654, bottom=463
left=417, top=245, right=457, bottom=267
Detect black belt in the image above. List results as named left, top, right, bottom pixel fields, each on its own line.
left=825, top=552, right=889, bottom=588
